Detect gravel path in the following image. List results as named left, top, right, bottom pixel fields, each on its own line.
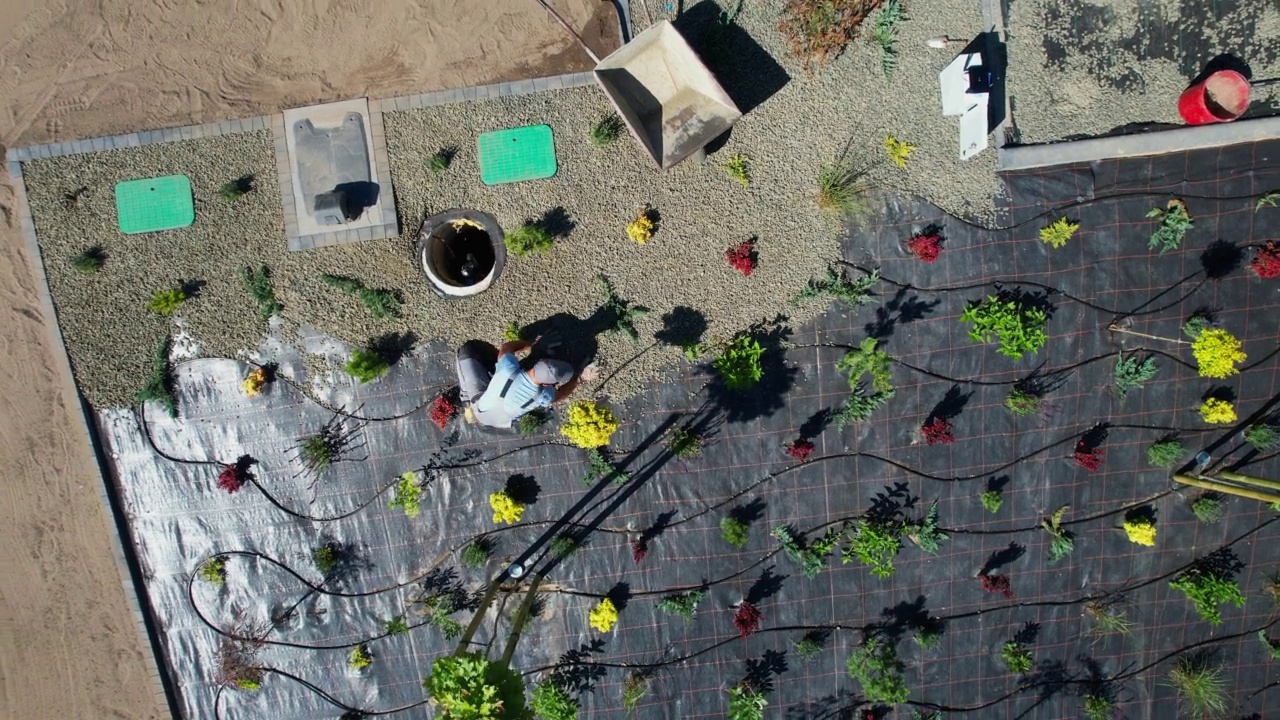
left=1006, top=0, right=1280, bottom=143
left=25, top=0, right=1002, bottom=407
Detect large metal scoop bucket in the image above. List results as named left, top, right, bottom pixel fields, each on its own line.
left=593, top=20, right=742, bottom=169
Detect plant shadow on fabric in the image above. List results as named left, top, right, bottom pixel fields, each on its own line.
left=926, top=384, right=972, bottom=424
left=503, top=474, right=540, bottom=505
left=865, top=286, right=941, bottom=340
left=745, top=566, right=788, bottom=605
left=706, top=318, right=799, bottom=424
left=548, top=639, right=609, bottom=694
left=1200, top=240, right=1244, bottom=279
left=871, top=594, right=939, bottom=644
left=742, top=649, right=789, bottom=693
left=980, top=542, right=1026, bottom=576
left=675, top=1, right=790, bottom=116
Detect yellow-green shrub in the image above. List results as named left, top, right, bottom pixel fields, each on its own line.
left=560, top=400, right=619, bottom=449
left=1192, top=328, right=1246, bottom=378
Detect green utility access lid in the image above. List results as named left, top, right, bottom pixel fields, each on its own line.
left=115, top=175, right=195, bottom=234
left=477, top=125, right=557, bottom=185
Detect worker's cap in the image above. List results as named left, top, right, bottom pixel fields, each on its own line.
left=530, top=358, right=574, bottom=385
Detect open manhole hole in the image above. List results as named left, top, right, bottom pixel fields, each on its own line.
left=416, top=209, right=506, bottom=297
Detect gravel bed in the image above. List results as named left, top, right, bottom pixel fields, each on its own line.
left=25, top=0, right=1002, bottom=407
left=1006, top=0, right=1280, bottom=143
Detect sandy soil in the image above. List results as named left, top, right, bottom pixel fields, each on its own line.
left=0, top=1, right=618, bottom=717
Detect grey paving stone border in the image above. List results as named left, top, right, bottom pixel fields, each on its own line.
left=4, top=161, right=182, bottom=719
left=999, top=115, right=1280, bottom=171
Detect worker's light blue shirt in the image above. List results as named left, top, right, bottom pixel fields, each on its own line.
left=473, top=354, right=555, bottom=427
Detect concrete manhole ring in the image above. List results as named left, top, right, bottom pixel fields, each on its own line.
left=416, top=209, right=506, bottom=297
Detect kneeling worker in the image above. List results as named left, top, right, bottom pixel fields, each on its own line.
left=454, top=337, right=587, bottom=428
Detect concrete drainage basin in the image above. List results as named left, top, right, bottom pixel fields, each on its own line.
left=417, top=210, right=505, bottom=297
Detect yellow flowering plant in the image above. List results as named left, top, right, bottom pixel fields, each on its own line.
left=1123, top=518, right=1157, bottom=547
left=626, top=209, right=655, bottom=244
left=241, top=367, right=268, bottom=397
left=1200, top=397, right=1237, bottom=424
left=1192, top=328, right=1246, bottom=378
left=884, top=136, right=914, bottom=168
left=560, top=400, right=620, bottom=449
left=589, top=597, right=619, bottom=632
left=489, top=490, right=524, bottom=524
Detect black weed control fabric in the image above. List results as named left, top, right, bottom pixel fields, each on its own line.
left=104, top=139, right=1280, bottom=719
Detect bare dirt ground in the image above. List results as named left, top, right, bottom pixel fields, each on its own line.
left=0, top=1, right=617, bottom=717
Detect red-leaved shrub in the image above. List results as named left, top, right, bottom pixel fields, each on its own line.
left=217, top=463, right=247, bottom=494
left=921, top=417, right=954, bottom=445
left=785, top=438, right=815, bottom=461
left=905, top=232, right=943, bottom=262
left=733, top=601, right=762, bottom=638
left=632, top=539, right=648, bottom=564
left=979, top=573, right=1014, bottom=599
left=1251, top=241, right=1280, bottom=279
left=1073, top=443, right=1105, bottom=472
left=724, top=241, right=758, bottom=277
left=429, top=394, right=456, bottom=430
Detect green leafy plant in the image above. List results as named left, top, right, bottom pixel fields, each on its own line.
left=1041, top=505, right=1074, bottom=563
left=419, top=591, right=465, bottom=639
left=429, top=147, right=456, bottom=173
left=1169, top=560, right=1245, bottom=625
left=319, top=274, right=401, bottom=319
left=1259, top=630, right=1280, bottom=660
left=906, top=501, right=948, bottom=554
left=383, top=615, right=410, bottom=636
left=1001, top=641, right=1033, bottom=674
left=1147, top=199, right=1193, bottom=255
left=656, top=590, right=704, bottom=621
left=1166, top=655, right=1228, bottom=718
left=1190, top=493, right=1226, bottom=523
left=833, top=383, right=895, bottom=429
left=869, top=0, right=905, bottom=77
left=347, top=645, right=372, bottom=671
left=793, top=632, right=826, bottom=662
left=1004, top=386, right=1042, bottom=416
left=583, top=447, right=630, bottom=485
left=239, top=265, right=283, bottom=319
left=423, top=652, right=528, bottom=720
left=666, top=427, right=705, bottom=460
left=504, top=222, right=556, bottom=257
left=389, top=471, right=423, bottom=517
left=795, top=266, right=879, bottom=308
left=815, top=153, right=871, bottom=217
left=1039, top=216, right=1080, bottom=249
left=846, top=638, right=909, bottom=704
left=721, top=516, right=750, bottom=549
left=1084, top=600, right=1134, bottom=637
left=299, top=426, right=341, bottom=474
left=726, top=683, right=768, bottom=720
left=219, top=176, right=254, bottom=201
left=1082, top=694, right=1112, bottom=720
left=619, top=675, right=648, bottom=718
left=549, top=534, right=580, bottom=560
left=1147, top=435, right=1185, bottom=469
left=836, top=337, right=894, bottom=394
left=136, top=336, right=179, bottom=417
left=713, top=334, right=765, bottom=391
left=198, top=556, right=227, bottom=586
left=778, top=0, right=882, bottom=67
left=843, top=518, right=903, bottom=578
left=1182, top=312, right=1212, bottom=339
left=461, top=539, right=493, bottom=568
left=312, top=544, right=340, bottom=576
left=590, top=115, right=624, bottom=147
left=914, top=625, right=943, bottom=650
left=147, top=287, right=187, bottom=316
left=772, top=525, right=840, bottom=579
left=69, top=246, right=106, bottom=273
left=531, top=681, right=578, bottom=720
left=1114, top=353, right=1157, bottom=399
left=980, top=489, right=1003, bottom=514
left=1257, top=191, right=1280, bottom=210
left=596, top=275, right=648, bottom=342
left=502, top=322, right=523, bottom=342
left=680, top=341, right=705, bottom=360
left=883, top=135, right=914, bottom=168
left=345, top=347, right=390, bottom=383
left=721, top=153, right=751, bottom=187
left=517, top=408, right=550, bottom=436
left=1244, top=422, right=1280, bottom=451
left=961, top=291, right=1048, bottom=360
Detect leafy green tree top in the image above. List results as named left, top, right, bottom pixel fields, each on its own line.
left=424, top=652, right=530, bottom=720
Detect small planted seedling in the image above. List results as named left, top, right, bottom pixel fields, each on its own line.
left=778, top=0, right=872, bottom=67
left=1192, top=328, right=1246, bottom=379
left=914, top=624, right=943, bottom=651
left=1084, top=600, right=1134, bottom=638
left=219, top=176, right=254, bottom=201
left=69, top=246, right=106, bottom=273
left=345, top=347, right=390, bottom=384
left=198, top=556, right=228, bottom=586
left=239, top=265, right=283, bottom=319
left=1039, top=217, right=1079, bottom=249
left=1259, top=630, right=1280, bottom=660
left=319, top=274, right=401, bottom=319
left=1001, top=641, right=1033, bottom=674
left=460, top=538, right=493, bottom=568
left=516, top=407, right=550, bottom=436
left=347, top=645, right=372, bottom=671
left=383, top=615, right=410, bottom=636
left=656, top=590, right=704, bottom=621
left=1258, top=191, right=1280, bottom=210
left=1169, top=552, right=1245, bottom=625
left=312, top=543, right=341, bottom=577
left=883, top=135, right=914, bottom=168
left=721, top=153, right=751, bottom=187
left=1041, top=505, right=1074, bottom=563
left=428, top=147, right=457, bottom=173
left=845, top=639, right=908, bottom=704
left=726, top=682, right=768, bottom=720
left=1253, top=241, right=1280, bottom=279
left=1146, top=435, right=1185, bottom=469
left=724, top=239, right=758, bottom=276
left=504, top=222, right=555, bottom=257
left=502, top=321, right=522, bottom=342
left=980, top=489, right=1003, bottom=514
left=843, top=518, right=903, bottom=578
left=621, top=674, right=649, bottom=717
left=549, top=533, right=580, bottom=560
left=793, top=631, right=826, bottom=662
left=1166, top=654, right=1228, bottom=717
left=921, top=417, right=954, bottom=446
left=836, top=337, right=894, bottom=394
left=389, top=471, right=423, bottom=517
left=148, top=287, right=187, bottom=316
left=1147, top=199, right=1192, bottom=255
left=583, top=447, right=630, bottom=486
left=62, top=186, right=89, bottom=209
left=773, top=525, right=840, bottom=579
left=906, top=501, right=949, bottom=553
left=960, top=290, right=1048, bottom=360
left=713, top=334, right=765, bottom=391
left=721, top=515, right=749, bottom=549
left=795, top=265, right=879, bottom=309
left=136, top=336, right=178, bottom=417
left=815, top=152, right=870, bottom=218
left=832, top=383, right=894, bottom=429
left=666, top=426, right=705, bottom=460
left=531, top=682, right=579, bottom=720
left=1245, top=422, right=1280, bottom=451
left=596, top=275, right=648, bottom=342
left=1113, top=353, right=1157, bottom=399
left=590, top=115, right=624, bottom=146
left=296, top=417, right=358, bottom=475
left=1190, top=493, right=1226, bottom=523
left=1004, top=386, right=1041, bottom=416
left=869, top=0, right=905, bottom=77
left=626, top=207, right=656, bottom=244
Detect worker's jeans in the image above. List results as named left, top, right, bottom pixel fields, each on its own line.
left=455, top=340, right=497, bottom=404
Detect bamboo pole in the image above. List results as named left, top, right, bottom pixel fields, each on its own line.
left=1172, top=473, right=1280, bottom=504
left=499, top=574, right=546, bottom=668
left=1214, top=469, right=1280, bottom=493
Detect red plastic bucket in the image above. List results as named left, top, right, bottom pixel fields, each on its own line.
left=1179, top=70, right=1251, bottom=124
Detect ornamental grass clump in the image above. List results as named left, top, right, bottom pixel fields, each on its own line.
left=1004, top=386, right=1041, bottom=416
left=1041, top=505, right=1074, bottom=563
left=960, top=291, right=1048, bottom=360
left=489, top=490, right=524, bottom=525
left=1166, top=655, right=1228, bottom=718
left=560, top=400, right=619, bottom=448
left=590, top=114, right=624, bottom=146
left=1084, top=600, right=1133, bottom=637
left=1245, top=422, right=1280, bottom=450
left=1147, top=435, right=1185, bottom=469
left=1192, top=328, right=1245, bottom=378
left=778, top=0, right=884, bottom=68
left=1146, top=199, right=1192, bottom=255
left=1199, top=397, right=1237, bottom=424
left=713, top=335, right=765, bottom=391
left=589, top=598, right=619, bottom=632
left=1190, top=493, right=1226, bottom=524
left=815, top=154, right=871, bottom=218
left=504, top=222, right=555, bottom=257
left=846, top=639, right=909, bottom=704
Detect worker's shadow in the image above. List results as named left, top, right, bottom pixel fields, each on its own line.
left=521, top=312, right=602, bottom=370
